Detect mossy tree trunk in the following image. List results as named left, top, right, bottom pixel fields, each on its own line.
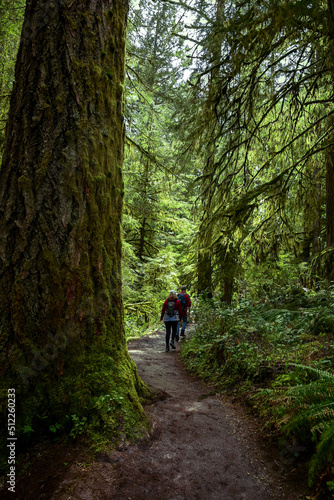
left=300, top=160, right=322, bottom=286
left=197, top=0, right=224, bottom=299
left=0, top=0, right=150, bottom=443
left=197, top=245, right=213, bottom=298
left=220, top=244, right=236, bottom=305
left=325, top=1, right=334, bottom=281
left=325, top=143, right=334, bottom=281
left=197, top=150, right=213, bottom=297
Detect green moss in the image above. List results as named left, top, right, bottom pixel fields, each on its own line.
left=92, top=65, right=102, bottom=77
left=72, top=58, right=86, bottom=72
left=109, top=36, right=116, bottom=52
left=105, top=70, right=113, bottom=81
left=67, top=16, right=77, bottom=30
left=36, top=151, right=52, bottom=184
left=65, top=130, right=74, bottom=143
left=55, top=94, right=66, bottom=113
left=17, top=175, right=32, bottom=191
left=94, top=174, right=106, bottom=183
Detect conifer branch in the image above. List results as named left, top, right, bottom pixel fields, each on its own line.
left=125, top=135, right=174, bottom=175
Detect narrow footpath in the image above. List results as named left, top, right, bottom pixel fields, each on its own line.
left=50, top=326, right=310, bottom=500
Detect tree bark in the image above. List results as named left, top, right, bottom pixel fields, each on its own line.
left=197, top=0, right=225, bottom=298
left=0, top=0, right=149, bottom=442
left=300, top=159, right=322, bottom=285
left=325, top=143, right=334, bottom=280
left=325, top=0, right=334, bottom=280
left=197, top=246, right=213, bottom=298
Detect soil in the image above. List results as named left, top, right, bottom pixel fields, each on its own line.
left=1, top=326, right=312, bottom=500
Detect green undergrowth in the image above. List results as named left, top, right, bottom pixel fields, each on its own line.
left=124, top=291, right=167, bottom=340
left=124, top=313, right=160, bottom=341
left=181, top=290, right=334, bottom=492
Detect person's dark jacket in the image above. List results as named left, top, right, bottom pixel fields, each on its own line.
left=160, top=298, right=183, bottom=322
left=178, top=292, right=191, bottom=315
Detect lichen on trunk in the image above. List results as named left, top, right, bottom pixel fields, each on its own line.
left=0, top=0, right=151, bottom=450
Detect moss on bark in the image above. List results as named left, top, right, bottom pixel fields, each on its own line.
left=0, top=0, right=152, bottom=457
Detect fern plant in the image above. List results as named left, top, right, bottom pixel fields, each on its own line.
left=262, top=363, right=334, bottom=487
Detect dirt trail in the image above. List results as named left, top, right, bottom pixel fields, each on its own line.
left=49, top=326, right=309, bottom=500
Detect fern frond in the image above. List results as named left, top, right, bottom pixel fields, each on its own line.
left=308, top=421, right=334, bottom=486
left=263, top=362, right=334, bottom=485
left=311, top=419, right=334, bottom=435
left=284, top=403, right=334, bottom=435
left=291, top=363, right=334, bottom=381
left=283, top=382, right=334, bottom=407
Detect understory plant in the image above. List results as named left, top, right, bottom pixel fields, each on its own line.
left=181, top=290, right=334, bottom=489
left=260, top=364, right=334, bottom=487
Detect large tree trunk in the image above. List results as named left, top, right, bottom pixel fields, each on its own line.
left=196, top=17, right=220, bottom=295
left=0, top=0, right=149, bottom=443
left=197, top=0, right=225, bottom=298
left=325, top=144, right=334, bottom=280
left=325, top=0, right=334, bottom=280
left=326, top=154, right=334, bottom=249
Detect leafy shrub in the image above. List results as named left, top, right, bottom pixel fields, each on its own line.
left=309, top=312, right=334, bottom=335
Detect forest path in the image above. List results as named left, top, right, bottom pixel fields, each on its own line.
left=52, top=327, right=309, bottom=500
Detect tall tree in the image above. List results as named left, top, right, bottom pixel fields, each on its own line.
left=325, top=1, right=334, bottom=279
left=181, top=0, right=334, bottom=291
left=0, top=0, right=149, bottom=443
left=196, top=2, right=222, bottom=297
left=123, top=0, right=187, bottom=306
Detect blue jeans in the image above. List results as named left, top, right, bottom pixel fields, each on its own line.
left=176, top=315, right=188, bottom=335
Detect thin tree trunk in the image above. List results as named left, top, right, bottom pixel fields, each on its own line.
left=138, top=217, right=147, bottom=261
left=198, top=245, right=213, bottom=298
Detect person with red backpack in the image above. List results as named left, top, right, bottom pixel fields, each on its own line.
left=160, top=290, right=183, bottom=352
left=175, top=286, right=191, bottom=341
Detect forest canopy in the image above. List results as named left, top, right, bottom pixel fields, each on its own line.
left=2, top=0, right=334, bottom=307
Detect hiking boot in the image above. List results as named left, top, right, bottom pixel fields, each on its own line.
left=180, top=329, right=185, bottom=337
left=175, top=335, right=179, bottom=342
left=166, top=347, right=169, bottom=352
left=170, top=341, right=176, bottom=349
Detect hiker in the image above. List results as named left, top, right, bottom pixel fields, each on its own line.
left=160, top=290, right=183, bottom=352
left=175, top=285, right=191, bottom=341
